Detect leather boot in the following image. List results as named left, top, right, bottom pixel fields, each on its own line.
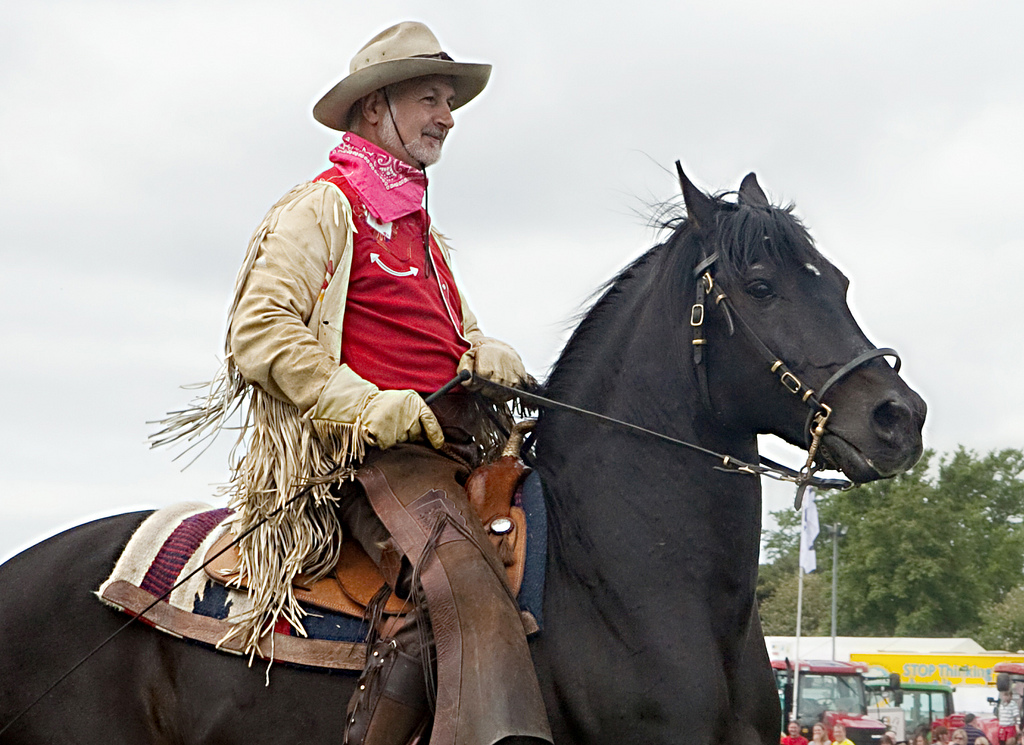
left=344, top=611, right=431, bottom=745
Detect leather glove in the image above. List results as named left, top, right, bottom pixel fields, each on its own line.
left=457, top=338, right=533, bottom=400
left=360, top=388, right=444, bottom=450
left=309, top=365, right=443, bottom=450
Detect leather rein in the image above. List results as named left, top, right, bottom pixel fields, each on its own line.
left=479, top=253, right=901, bottom=503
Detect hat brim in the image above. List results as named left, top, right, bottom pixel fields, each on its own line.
left=313, top=58, right=491, bottom=131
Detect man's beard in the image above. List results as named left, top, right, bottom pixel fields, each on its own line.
left=380, top=112, right=444, bottom=167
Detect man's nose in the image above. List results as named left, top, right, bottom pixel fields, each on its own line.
left=437, top=103, right=454, bottom=131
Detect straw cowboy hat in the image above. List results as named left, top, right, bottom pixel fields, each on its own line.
left=313, top=21, right=492, bottom=131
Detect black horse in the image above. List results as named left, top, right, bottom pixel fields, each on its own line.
left=0, top=170, right=925, bottom=745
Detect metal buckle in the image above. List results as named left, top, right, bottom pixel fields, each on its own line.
left=780, top=371, right=802, bottom=394
left=813, top=403, right=832, bottom=432
left=690, top=303, right=705, bottom=326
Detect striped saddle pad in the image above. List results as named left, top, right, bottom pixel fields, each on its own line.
left=96, top=473, right=547, bottom=671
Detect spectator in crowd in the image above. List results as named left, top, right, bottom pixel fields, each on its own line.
left=965, top=714, right=988, bottom=745
left=783, top=720, right=809, bottom=745
left=832, top=723, right=855, bottom=745
left=912, top=731, right=929, bottom=745
left=977, top=738, right=992, bottom=745
left=880, top=734, right=897, bottom=745
left=934, top=725, right=951, bottom=744
left=810, top=723, right=831, bottom=745
left=996, top=688, right=1020, bottom=745
left=951, top=729, right=969, bottom=745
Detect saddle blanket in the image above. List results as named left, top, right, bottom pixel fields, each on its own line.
left=97, top=473, right=547, bottom=671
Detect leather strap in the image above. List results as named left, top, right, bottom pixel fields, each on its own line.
left=817, top=347, right=901, bottom=402
left=801, top=347, right=900, bottom=448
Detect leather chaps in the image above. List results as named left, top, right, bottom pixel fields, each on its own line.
left=342, top=439, right=551, bottom=745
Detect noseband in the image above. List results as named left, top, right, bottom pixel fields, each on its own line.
left=690, top=254, right=901, bottom=504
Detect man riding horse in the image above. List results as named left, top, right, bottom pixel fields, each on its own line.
left=156, top=21, right=551, bottom=745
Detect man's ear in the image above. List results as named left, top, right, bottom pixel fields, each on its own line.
left=359, top=90, right=385, bottom=126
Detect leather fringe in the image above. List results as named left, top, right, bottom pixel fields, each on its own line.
left=149, top=183, right=370, bottom=659
left=217, top=389, right=369, bottom=658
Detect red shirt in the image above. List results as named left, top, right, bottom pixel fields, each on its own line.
left=317, top=168, right=469, bottom=393
left=782, top=736, right=809, bottom=745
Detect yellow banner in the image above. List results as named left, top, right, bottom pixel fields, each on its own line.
left=850, top=653, right=1024, bottom=686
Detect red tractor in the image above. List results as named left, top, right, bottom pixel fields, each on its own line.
left=913, top=662, right=1021, bottom=744
left=774, top=659, right=890, bottom=745
left=983, top=663, right=1024, bottom=745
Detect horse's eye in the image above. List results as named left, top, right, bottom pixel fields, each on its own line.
left=746, top=280, right=774, bottom=299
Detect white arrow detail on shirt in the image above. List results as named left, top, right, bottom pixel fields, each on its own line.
left=370, top=253, right=419, bottom=277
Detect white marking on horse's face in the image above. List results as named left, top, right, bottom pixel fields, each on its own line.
left=804, top=263, right=821, bottom=276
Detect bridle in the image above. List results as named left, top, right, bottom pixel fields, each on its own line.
left=678, top=160, right=904, bottom=503
left=689, top=241, right=900, bottom=506
left=484, top=246, right=900, bottom=502
left=479, top=199, right=903, bottom=505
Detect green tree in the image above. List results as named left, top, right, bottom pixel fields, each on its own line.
left=759, top=570, right=831, bottom=636
left=760, top=447, right=1024, bottom=639
left=757, top=495, right=831, bottom=635
left=976, top=586, right=1024, bottom=652
left=758, top=507, right=800, bottom=605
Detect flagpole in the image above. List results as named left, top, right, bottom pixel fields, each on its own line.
left=792, top=564, right=804, bottom=723
left=793, top=487, right=818, bottom=726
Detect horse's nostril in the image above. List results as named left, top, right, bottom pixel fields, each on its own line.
left=872, top=399, right=910, bottom=439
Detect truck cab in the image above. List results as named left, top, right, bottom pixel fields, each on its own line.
left=773, top=659, right=888, bottom=745
left=866, top=680, right=954, bottom=740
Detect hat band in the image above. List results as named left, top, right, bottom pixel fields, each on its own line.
left=411, top=52, right=455, bottom=61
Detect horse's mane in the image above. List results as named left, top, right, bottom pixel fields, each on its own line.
left=652, top=191, right=819, bottom=279
left=544, top=192, right=820, bottom=396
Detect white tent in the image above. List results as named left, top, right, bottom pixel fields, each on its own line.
left=765, top=636, right=985, bottom=662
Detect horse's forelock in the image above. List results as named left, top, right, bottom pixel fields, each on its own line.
left=656, top=194, right=819, bottom=279
left=713, top=202, right=819, bottom=279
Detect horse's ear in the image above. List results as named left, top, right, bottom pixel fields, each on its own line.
left=676, top=160, right=715, bottom=230
left=738, top=172, right=770, bottom=208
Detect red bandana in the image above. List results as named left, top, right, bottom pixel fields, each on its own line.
left=328, top=133, right=427, bottom=224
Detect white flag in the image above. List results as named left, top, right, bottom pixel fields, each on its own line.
left=799, top=488, right=819, bottom=573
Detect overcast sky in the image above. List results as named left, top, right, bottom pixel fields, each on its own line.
left=2, top=1, right=1023, bottom=563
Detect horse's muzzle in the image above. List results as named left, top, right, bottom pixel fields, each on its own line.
left=821, top=388, right=926, bottom=482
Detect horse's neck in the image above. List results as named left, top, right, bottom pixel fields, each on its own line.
left=536, top=403, right=763, bottom=646
left=537, top=390, right=762, bottom=558
left=537, top=283, right=763, bottom=604
left=543, top=254, right=758, bottom=465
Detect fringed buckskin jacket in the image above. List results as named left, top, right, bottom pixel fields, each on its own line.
left=154, top=178, right=513, bottom=655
